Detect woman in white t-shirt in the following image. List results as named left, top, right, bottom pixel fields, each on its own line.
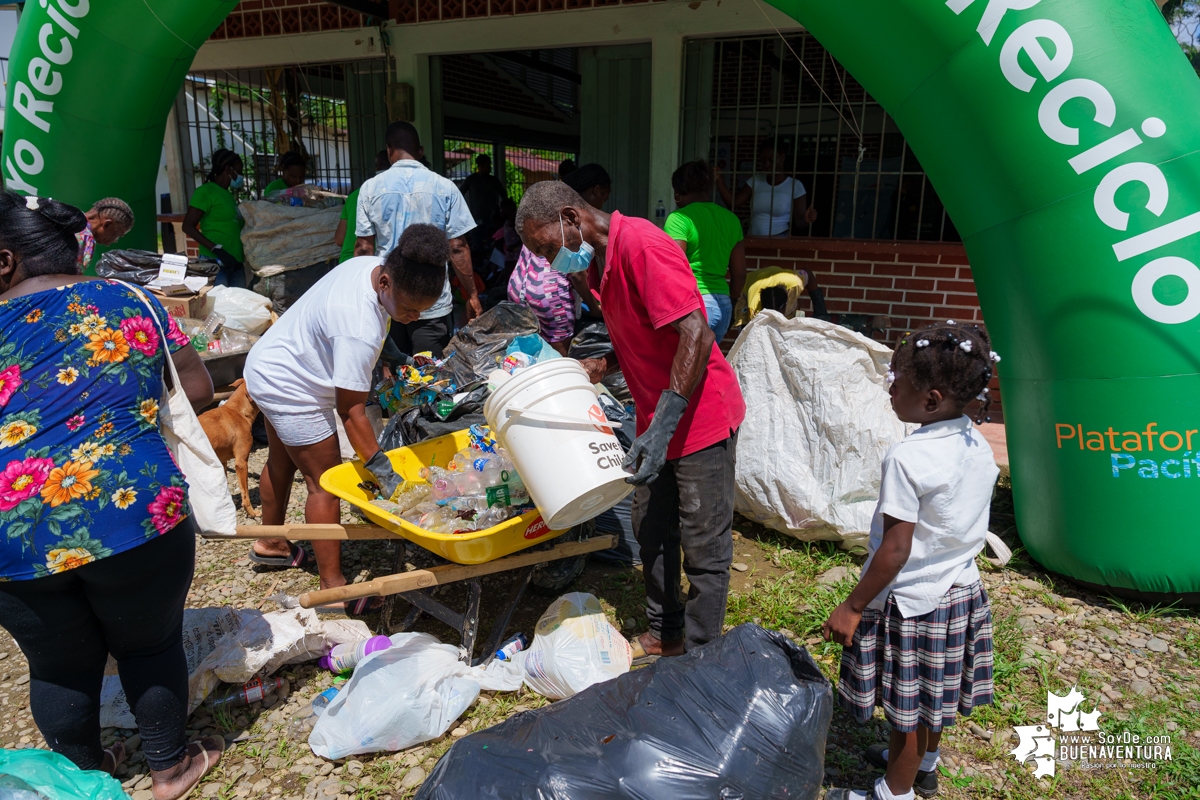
left=716, top=139, right=818, bottom=236
left=243, top=225, right=451, bottom=611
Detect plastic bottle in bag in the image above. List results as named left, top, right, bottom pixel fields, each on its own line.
left=286, top=686, right=339, bottom=737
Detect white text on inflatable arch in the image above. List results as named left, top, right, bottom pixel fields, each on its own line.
left=948, top=0, right=1200, bottom=325
left=3, top=0, right=91, bottom=196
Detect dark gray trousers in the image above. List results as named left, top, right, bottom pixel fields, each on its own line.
left=632, top=437, right=735, bottom=651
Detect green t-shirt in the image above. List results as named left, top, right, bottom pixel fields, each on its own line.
left=339, top=189, right=360, bottom=264
left=664, top=202, right=744, bottom=296
left=263, top=178, right=288, bottom=195
left=189, top=182, right=245, bottom=262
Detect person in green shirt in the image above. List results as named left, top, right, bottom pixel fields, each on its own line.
left=664, top=160, right=747, bottom=341
left=335, top=150, right=389, bottom=264
left=263, top=151, right=307, bottom=196
left=182, top=148, right=247, bottom=287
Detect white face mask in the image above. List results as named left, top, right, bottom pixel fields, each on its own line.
left=549, top=214, right=594, bottom=274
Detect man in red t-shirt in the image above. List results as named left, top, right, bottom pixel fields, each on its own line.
left=516, top=181, right=746, bottom=658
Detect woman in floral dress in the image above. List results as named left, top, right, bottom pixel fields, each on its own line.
left=0, top=192, right=222, bottom=799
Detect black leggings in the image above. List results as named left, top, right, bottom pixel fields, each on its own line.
left=0, top=518, right=196, bottom=771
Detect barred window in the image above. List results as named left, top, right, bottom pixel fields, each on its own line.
left=177, top=60, right=391, bottom=201
left=680, top=34, right=960, bottom=242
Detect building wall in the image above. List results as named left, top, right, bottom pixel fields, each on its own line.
left=210, top=0, right=370, bottom=40
left=743, top=237, right=1003, bottom=422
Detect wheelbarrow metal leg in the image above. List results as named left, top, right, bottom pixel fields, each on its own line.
left=399, top=587, right=465, bottom=631
left=474, top=566, right=534, bottom=667
left=379, top=539, right=407, bottom=634
left=460, top=580, right=483, bottom=664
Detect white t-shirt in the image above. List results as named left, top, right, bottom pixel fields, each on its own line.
left=244, top=257, right=390, bottom=415
left=746, top=175, right=807, bottom=236
left=862, top=415, right=1000, bottom=618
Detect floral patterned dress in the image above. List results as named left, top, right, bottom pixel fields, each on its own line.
left=0, top=280, right=192, bottom=580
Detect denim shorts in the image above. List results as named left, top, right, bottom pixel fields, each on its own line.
left=702, top=292, right=734, bottom=342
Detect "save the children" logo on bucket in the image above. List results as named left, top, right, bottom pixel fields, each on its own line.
left=1010, top=687, right=1172, bottom=778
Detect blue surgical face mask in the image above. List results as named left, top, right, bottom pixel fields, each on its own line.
left=550, top=215, right=594, bottom=274
left=229, top=174, right=245, bottom=190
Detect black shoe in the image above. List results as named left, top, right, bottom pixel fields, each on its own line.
left=864, top=744, right=939, bottom=798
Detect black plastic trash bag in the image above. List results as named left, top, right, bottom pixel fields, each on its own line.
left=441, top=302, right=540, bottom=387
left=416, top=624, right=832, bottom=800
left=95, top=249, right=219, bottom=284
left=569, top=322, right=633, bottom=406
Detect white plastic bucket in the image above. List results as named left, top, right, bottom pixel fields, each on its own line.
left=484, top=359, right=634, bottom=530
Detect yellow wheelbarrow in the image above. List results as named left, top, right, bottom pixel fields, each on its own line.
left=226, top=430, right=616, bottom=664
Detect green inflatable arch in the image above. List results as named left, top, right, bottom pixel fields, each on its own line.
left=1, top=0, right=237, bottom=253
left=5, top=0, right=1200, bottom=597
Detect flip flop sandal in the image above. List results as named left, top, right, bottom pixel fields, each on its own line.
left=164, top=736, right=225, bottom=800
left=248, top=543, right=308, bottom=569
left=101, top=741, right=127, bottom=775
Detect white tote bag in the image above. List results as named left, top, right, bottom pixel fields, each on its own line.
left=123, top=283, right=239, bottom=537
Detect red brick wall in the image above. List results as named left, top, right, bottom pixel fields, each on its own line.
left=210, top=1, right=370, bottom=41
left=744, top=237, right=1004, bottom=422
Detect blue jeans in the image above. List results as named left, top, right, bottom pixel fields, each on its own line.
left=702, top=292, right=733, bottom=342
left=213, top=264, right=247, bottom=289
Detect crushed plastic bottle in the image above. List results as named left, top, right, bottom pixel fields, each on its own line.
left=287, top=686, right=339, bottom=737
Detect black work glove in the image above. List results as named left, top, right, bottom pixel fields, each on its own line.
left=211, top=245, right=243, bottom=274
left=622, top=390, right=688, bottom=486
left=808, top=286, right=829, bottom=318
left=365, top=449, right=404, bottom=499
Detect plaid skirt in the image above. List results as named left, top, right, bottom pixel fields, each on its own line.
left=837, top=581, right=994, bottom=733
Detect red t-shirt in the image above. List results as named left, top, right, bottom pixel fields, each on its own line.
left=589, top=212, right=746, bottom=459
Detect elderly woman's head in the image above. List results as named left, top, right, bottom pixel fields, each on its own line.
left=0, top=192, right=88, bottom=292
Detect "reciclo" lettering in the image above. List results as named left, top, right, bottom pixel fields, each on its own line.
left=946, top=0, right=1200, bottom=325
left=4, top=0, right=91, bottom=196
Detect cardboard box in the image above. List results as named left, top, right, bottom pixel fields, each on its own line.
left=150, top=285, right=212, bottom=320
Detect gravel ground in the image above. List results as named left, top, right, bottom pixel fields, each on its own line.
left=0, top=447, right=1195, bottom=799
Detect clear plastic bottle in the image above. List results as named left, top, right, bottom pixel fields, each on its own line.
left=286, top=686, right=339, bottom=737
left=319, top=635, right=392, bottom=673
left=210, top=676, right=285, bottom=712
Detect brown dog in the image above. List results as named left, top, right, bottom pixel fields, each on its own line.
left=199, top=379, right=261, bottom=518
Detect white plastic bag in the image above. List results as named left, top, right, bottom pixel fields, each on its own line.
left=727, top=312, right=913, bottom=547
left=208, top=286, right=273, bottom=335
left=514, top=593, right=630, bottom=700
left=308, top=632, right=522, bottom=760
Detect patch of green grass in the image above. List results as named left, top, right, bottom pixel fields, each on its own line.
left=1105, top=596, right=1185, bottom=622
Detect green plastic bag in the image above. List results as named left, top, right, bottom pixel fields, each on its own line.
left=0, top=749, right=128, bottom=799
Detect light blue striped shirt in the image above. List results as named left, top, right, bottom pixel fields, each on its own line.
left=356, top=160, right=476, bottom=319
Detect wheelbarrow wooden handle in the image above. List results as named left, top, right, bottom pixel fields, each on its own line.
left=298, top=533, right=617, bottom=608
left=219, top=524, right=401, bottom=540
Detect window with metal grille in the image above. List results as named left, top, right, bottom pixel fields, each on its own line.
left=680, top=34, right=959, bottom=242
left=176, top=60, right=390, bottom=203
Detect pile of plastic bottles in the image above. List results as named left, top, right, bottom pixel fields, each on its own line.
left=376, top=352, right=456, bottom=414
left=179, top=312, right=259, bottom=359
left=367, top=426, right=532, bottom=535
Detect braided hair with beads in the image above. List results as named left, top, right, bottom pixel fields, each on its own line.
left=891, top=321, right=1001, bottom=424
